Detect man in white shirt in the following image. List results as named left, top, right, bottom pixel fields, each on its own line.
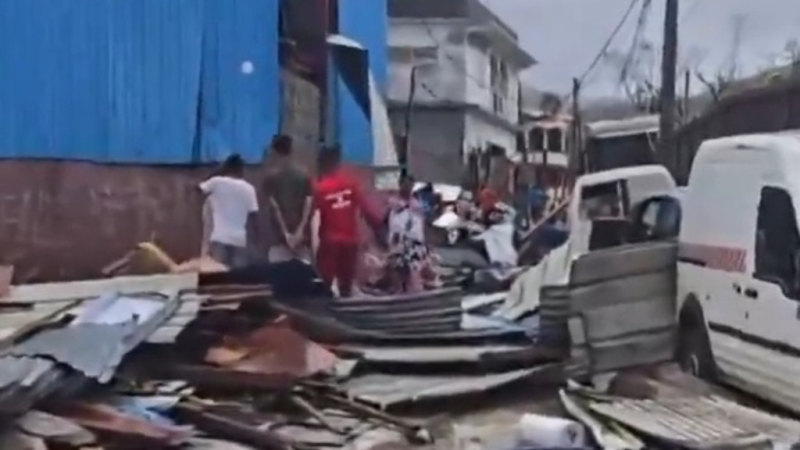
left=199, top=154, right=259, bottom=268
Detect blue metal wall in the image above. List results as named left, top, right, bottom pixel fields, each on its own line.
left=0, top=0, right=279, bottom=164
left=339, top=0, right=388, bottom=91
left=332, top=0, right=388, bottom=165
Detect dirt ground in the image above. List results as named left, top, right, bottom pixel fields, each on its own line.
left=411, top=380, right=566, bottom=450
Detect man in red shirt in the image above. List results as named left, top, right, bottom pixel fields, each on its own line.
left=313, top=146, right=367, bottom=298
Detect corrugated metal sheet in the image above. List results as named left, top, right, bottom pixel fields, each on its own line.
left=0, top=0, right=279, bottom=164
left=343, top=366, right=551, bottom=408
left=148, top=293, right=202, bottom=344
left=329, top=288, right=465, bottom=335
left=337, top=344, right=532, bottom=363
left=588, top=395, right=800, bottom=449
left=567, top=242, right=677, bottom=377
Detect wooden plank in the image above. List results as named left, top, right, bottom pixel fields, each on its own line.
left=7, top=273, right=198, bottom=304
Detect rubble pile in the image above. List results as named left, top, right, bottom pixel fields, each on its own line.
left=2, top=245, right=800, bottom=450
left=0, top=246, right=550, bottom=450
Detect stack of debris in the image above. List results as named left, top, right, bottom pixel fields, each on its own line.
left=0, top=270, right=435, bottom=449
left=559, top=366, right=800, bottom=450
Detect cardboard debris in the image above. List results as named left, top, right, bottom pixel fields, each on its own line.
left=56, top=402, right=194, bottom=446
left=0, top=265, right=13, bottom=297
left=205, top=318, right=339, bottom=378
left=16, top=410, right=96, bottom=447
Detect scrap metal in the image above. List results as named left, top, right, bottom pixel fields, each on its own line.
left=586, top=394, right=800, bottom=449
left=342, top=365, right=557, bottom=409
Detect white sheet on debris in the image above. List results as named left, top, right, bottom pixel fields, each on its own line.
left=369, top=70, right=400, bottom=190
left=73, top=293, right=165, bottom=326
left=474, top=223, right=517, bottom=267
left=492, top=238, right=572, bottom=321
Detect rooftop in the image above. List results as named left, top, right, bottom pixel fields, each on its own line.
left=388, top=0, right=518, bottom=41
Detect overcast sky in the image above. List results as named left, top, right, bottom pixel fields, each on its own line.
left=484, top=0, right=800, bottom=99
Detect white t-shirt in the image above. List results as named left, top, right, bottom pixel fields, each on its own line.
left=199, top=176, right=258, bottom=247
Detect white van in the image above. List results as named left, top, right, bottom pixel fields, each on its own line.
left=678, top=132, right=800, bottom=411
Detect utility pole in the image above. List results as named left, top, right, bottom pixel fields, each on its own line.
left=682, top=69, right=691, bottom=124
left=570, top=78, right=583, bottom=175
left=401, top=65, right=419, bottom=177
left=659, top=0, right=679, bottom=167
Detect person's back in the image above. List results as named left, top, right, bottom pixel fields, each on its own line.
left=204, top=176, right=256, bottom=244
left=263, top=135, right=314, bottom=262
left=313, top=146, right=365, bottom=297
left=199, top=154, right=258, bottom=268
left=315, top=167, right=361, bottom=244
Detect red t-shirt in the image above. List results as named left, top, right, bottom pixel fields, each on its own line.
left=479, top=187, right=499, bottom=213
left=314, top=169, right=364, bottom=244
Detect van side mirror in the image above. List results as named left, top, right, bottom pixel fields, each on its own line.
left=793, top=250, right=800, bottom=295
left=794, top=250, right=800, bottom=278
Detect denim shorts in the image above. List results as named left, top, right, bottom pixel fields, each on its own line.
left=208, top=242, right=249, bottom=268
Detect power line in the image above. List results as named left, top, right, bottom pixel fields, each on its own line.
left=620, top=0, right=652, bottom=84
left=576, top=0, right=640, bottom=86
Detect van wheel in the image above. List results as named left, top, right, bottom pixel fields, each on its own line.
left=677, top=321, right=716, bottom=380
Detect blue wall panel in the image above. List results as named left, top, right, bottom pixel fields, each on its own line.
left=338, top=0, right=388, bottom=91
left=197, top=0, right=280, bottom=163
left=333, top=0, right=388, bottom=165
left=0, top=0, right=279, bottom=164
left=331, top=46, right=372, bottom=166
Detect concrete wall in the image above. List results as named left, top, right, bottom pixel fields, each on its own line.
left=463, top=35, right=521, bottom=125
left=388, top=19, right=467, bottom=104
left=463, top=110, right=516, bottom=156
left=387, top=18, right=522, bottom=124
left=280, top=71, right=321, bottom=166
left=389, top=107, right=466, bottom=184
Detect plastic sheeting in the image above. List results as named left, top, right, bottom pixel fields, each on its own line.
left=0, top=0, right=279, bottom=164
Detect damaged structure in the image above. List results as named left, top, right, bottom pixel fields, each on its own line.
left=0, top=0, right=397, bottom=282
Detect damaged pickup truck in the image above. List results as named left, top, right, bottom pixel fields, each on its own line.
left=522, top=132, right=800, bottom=420
left=493, top=164, right=682, bottom=378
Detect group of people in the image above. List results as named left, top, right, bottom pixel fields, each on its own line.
left=198, top=135, right=434, bottom=298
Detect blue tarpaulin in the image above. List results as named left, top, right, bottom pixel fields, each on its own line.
left=0, top=0, right=279, bottom=164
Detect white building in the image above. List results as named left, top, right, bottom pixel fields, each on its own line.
left=387, top=0, right=535, bottom=184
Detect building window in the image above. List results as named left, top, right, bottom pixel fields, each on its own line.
left=516, top=131, right=526, bottom=153
left=529, top=128, right=545, bottom=151
left=490, top=55, right=509, bottom=114
left=547, top=128, right=563, bottom=152
left=755, top=186, right=800, bottom=298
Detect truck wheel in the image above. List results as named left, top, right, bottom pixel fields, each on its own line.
left=676, top=320, right=716, bottom=380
